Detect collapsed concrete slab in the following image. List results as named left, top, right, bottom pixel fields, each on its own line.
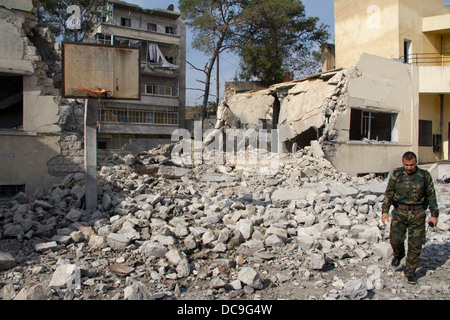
left=218, top=54, right=418, bottom=176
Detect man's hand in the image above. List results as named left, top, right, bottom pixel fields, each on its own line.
left=382, top=213, right=389, bottom=226
left=428, top=216, right=438, bottom=227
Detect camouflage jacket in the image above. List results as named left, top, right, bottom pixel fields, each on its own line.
left=382, top=166, right=439, bottom=218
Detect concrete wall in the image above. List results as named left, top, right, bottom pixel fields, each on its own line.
left=328, top=54, right=419, bottom=175
left=335, top=0, right=400, bottom=69
left=0, top=133, right=61, bottom=194
left=334, top=0, right=447, bottom=68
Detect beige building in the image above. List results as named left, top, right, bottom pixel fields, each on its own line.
left=0, top=0, right=64, bottom=196
left=85, top=0, right=186, bottom=152
left=334, top=0, right=450, bottom=166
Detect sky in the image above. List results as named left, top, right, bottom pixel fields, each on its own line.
left=124, top=1, right=331, bottom=105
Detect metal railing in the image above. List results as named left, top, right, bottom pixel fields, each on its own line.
left=99, top=106, right=179, bottom=125
left=402, top=53, right=450, bottom=66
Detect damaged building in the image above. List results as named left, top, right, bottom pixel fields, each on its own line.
left=217, top=0, right=450, bottom=178
left=0, top=0, right=63, bottom=197
left=0, top=0, right=186, bottom=197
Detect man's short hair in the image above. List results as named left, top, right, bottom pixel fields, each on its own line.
left=403, top=151, right=417, bottom=161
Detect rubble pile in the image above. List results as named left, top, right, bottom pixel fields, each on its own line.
left=0, top=143, right=449, bottom=300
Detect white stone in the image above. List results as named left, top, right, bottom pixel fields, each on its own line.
left=238, top=267, right=263, bottom=289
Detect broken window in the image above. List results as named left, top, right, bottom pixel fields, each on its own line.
left=0, top=75, right=23, bottom=130
left=419, top=120, right=433, bottom=146
left=349, top=109, right=396, bottom=142
left=147, top=23, right=157, bottom=31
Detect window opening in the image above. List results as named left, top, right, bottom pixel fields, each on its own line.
left=419, top=120, right=433, bottom=146
left=121, top=18, right=131, bottom=27
left=0, top=185, right=25, bottom=198
left=0, top=75, right=23, bottom=130
left=349, top=109, right=396, bottom=142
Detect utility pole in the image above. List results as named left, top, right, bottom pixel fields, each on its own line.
left=216, top=53, right=220, bottom=107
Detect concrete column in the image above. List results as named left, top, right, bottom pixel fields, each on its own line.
left=84, top=98, right=98, bottom=213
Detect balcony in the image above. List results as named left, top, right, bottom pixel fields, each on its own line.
left=423, top=13, right=450, bottom=34
left=140, top=61, right=179, bottom=77
left=404, top=53, right=450, bottom=66
left=405, top=53, right=450, bottom=93
left=95, top=23, right=181, bottom=46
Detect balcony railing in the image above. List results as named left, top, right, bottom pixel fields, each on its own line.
left=401, top=53, right=450, bottom=66
left=99, top=106, right=179, bottom=125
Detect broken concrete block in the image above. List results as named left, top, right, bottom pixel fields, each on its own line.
left=0, top=252, right=16, bottom=271
left=238, top=267, right=264, bottom=289
left=310, top=140, right=325, bottom=158
left=124, top=281, right=154, bottom=300
left=35, top=241, right=58, bottom=252
left=310, top=252, right=326, bottom=270
left=106, top=233, right=131, bottom=250
left=49, top=264, right=80, bottom=289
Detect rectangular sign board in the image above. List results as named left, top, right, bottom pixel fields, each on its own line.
left=62, top=42, right=140, bottom=100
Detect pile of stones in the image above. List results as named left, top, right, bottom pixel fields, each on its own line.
left=0, top=142, right=449, bottom=300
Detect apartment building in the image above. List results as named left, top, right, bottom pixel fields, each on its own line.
left=331, top=0, right=450, bottom=170
left=85, top=0, right=186, bottom=152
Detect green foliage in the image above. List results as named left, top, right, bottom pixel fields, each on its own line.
left=179, top=0, right=240, bottom=120
left=35, top=0, right=105, bottom=42
left=236, top=0, right=330, bottom=84
left=180, top=0, right=329, bottom=86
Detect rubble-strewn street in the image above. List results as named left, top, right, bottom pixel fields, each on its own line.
left=0, top=143, right=449, bottom=300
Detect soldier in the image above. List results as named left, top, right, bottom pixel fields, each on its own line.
left=381, top=151, right=439, bottom=285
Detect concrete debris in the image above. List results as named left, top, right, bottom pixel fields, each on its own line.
left=0, top=143, right=449, bottom=301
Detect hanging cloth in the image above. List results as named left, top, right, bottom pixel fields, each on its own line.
left=148, top=42, right=178, bottom=68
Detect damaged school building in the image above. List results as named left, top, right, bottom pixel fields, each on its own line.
left=1, top=0, right=450, bottom=197
left=217, top=0, right=450, bottom=178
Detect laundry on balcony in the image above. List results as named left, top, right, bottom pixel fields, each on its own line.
left=148, top=42, right=178, bottom=69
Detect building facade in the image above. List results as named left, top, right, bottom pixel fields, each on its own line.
left=86, top=0, right=186, bottom=152
left=334, top=0, right=450, bottom=164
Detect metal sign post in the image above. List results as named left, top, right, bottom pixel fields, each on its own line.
left=84, top=98, right=99, bottom=213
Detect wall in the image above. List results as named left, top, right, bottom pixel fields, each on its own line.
left=0, top=134, right=61, bottom=194
left=334, top=0, right=447, bottom=68
left=334, top=0, right=400, bottom=68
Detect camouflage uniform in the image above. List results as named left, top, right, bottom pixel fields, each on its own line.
left=382, top=166, right=439, bottom=276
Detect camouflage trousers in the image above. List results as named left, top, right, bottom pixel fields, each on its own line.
left=389, top=208, right=426, bottom=275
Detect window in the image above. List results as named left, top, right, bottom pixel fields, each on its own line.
left=0, top=185, right=25, bottom=198
left=121, top=18, right=131, bottom=27
left=96, top=34, right=112, bottom=45
left=0, top=75, right=23, bottom=130
left=419, top=120, right=433, bottom=146
left=165, top=26, right=176, bottom=35
left=145, top=84, right=174, bottom=96
left=349, top=109, right=396, bottom=142
left=147, top=23, right=157, bottom=31
left=145, top=85, right=156, bottom=95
